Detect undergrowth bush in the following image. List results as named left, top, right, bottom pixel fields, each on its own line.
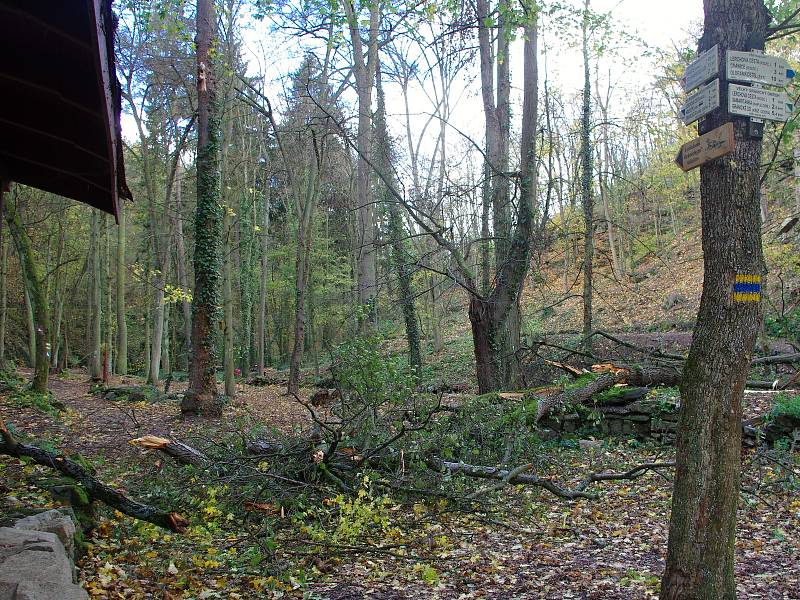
left=772, top=393, right=800, bottom=420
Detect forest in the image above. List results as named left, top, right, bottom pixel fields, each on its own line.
left=1, top=0, right=799, bottom=598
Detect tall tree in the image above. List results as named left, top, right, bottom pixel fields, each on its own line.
left=580, top=0, right=594, bottom=354
left=88, top=210, right=103, bottom=380
left=375, top=61, right=422, bottom=371
left=182, top=0, right=222, bottom=415
left=4, top=194, right=49, bottom=393
left=116, top=203, right=128, bottom=375
left=344, top=0, right=380, bottom=327
left=661, top=1, right=770, bottom=597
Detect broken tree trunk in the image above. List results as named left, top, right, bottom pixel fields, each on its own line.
left=0, top=426, right=188, bottom=532
left=535, top=364, right=681, bottom=422
left=130, top=435, right=208, bottom=466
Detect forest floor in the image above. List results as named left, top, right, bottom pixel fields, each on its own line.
left=1, top=366, right=799, bottom=599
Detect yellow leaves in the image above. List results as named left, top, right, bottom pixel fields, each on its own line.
left=191, top=554, right=221, bottom=569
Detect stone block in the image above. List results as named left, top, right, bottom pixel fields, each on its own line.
left=0, top=527, right=88, bottom=599
left=14, top=510, right=76, bottom=560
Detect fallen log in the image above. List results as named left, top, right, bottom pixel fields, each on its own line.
left=534, top=364, right=681, bottom=422
left=428, top=456, right=675, bottom=500
left=751, top=352, right=800, bottom=365
left=0, top=425, right=188, bottom=532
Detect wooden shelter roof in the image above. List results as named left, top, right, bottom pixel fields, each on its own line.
left=0, top=0, right=131, bottom=220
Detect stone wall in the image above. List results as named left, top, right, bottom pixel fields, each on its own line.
left=0, top=510, right=87, bottom=600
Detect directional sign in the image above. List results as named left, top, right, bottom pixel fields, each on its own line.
left=728, top=83, right=794, bottom=121
left=681, top=78, right=720, bottom=125
left=682, top=45, right=719, bottom=93
left=675, top=122, right=735, bottom=171
left=726, top=51, right=795, bottom=86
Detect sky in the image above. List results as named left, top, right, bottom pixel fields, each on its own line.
left=122, top=0, right=707, bottom=156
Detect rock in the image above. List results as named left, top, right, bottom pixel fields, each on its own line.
left=662, top=293, right=688, bottom=311
left=14, top=510, right=76, bottom=561
left=535, top=427, right=558, bottom=441
left=578, top=439, right=603, bottom=450
left=0, top=528, right=87, bottom=600
left=0, top=498, right=22, bottom=511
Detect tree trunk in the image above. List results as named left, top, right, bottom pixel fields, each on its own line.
left=5, top=197, right=49, bottom=393
left=222, top=208, right=235, bottom=398
left=173, top=166, right=192, bottom=371
left=0, top=236, right=6, bottom=363
left=661, top=2, right=769, bottom=598
left=288, top=224, right=310, bottom=395
left=160, top=299, right=170, bottom=377
left=116, top=203, right=127, bottom=375
left=89, top=210, right=102, bottom=380
left=257, top=185, right=271, bottom=374
left=104, top=214, right=113, bottom=378
left=183, top=0, right=222, bottom=416
left=344, top=0, right=379, bottom=327
left=581, top=0, right=594, bottom=355
left=148, top=256, right=168, bottom=384
left=375, top=63, right=421, bottom=371
left=469, top=10, right=538, bottom=393
left=23, top=279, right=35, bottom=367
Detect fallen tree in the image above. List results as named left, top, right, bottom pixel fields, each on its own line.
left=0, top=425, right=188, bottom=532
left=534, top=363, right=681, bottom=422
left=428, top=457, right=676, bottom=500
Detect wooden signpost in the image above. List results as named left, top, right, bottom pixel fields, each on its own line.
left=677, top=49, right=795, bottom=173
left=675, top=122, right=735, bottom=171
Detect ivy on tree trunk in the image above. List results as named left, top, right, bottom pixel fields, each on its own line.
left=182, top=0, right=222, bottom=416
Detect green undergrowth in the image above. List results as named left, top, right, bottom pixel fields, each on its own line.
left=1, top=367, right=63, bottom=415
left=772, top=393, right=800, bottom=420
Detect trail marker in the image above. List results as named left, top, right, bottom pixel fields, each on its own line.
left=726, top=51, right=795, bottom=86
left=675, top=122, right=735, bottom=171
left=682, top=45, right=719, bottom=93
left=681, top=78, right=720, bottom=125
left=728, top=83, right=793, bottom=121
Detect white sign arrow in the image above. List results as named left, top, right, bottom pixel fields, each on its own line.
left=726, top=51, right=795, bottom=86
left=682, top=45, right=719, bottom=93
left=681, top=78, right=720, bottom=125
left=728, top=83, right=794, bottom=121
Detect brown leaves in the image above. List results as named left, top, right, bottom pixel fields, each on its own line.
left=243, top=501, right=284, bottom=518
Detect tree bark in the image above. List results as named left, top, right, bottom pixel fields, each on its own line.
left=183, top=0, right=222, bottom=416
left=375, top=62, right=421, bottom=371
left=257, top=183, right=271, bottom=374
left=116, top=203, right=127, bottom=375
left=661, top=2, right=769, bottom=598
left=469, top=5, right=539, bottom=393
left=0, top=235, right=6, bottom=363
left=222, top=206, right=235, bottom=398
left=5, top=197, right=49, bottom=393
left=173, top=166, right=192, bottom=371
left=344, top=0, right=379, bottom=327
left=89, top=210, right=102, bottom=380
left=581, top=0, right=594, bottom=354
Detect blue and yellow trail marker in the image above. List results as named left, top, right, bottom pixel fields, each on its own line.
left=733, top=274, right=761, bottom=302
